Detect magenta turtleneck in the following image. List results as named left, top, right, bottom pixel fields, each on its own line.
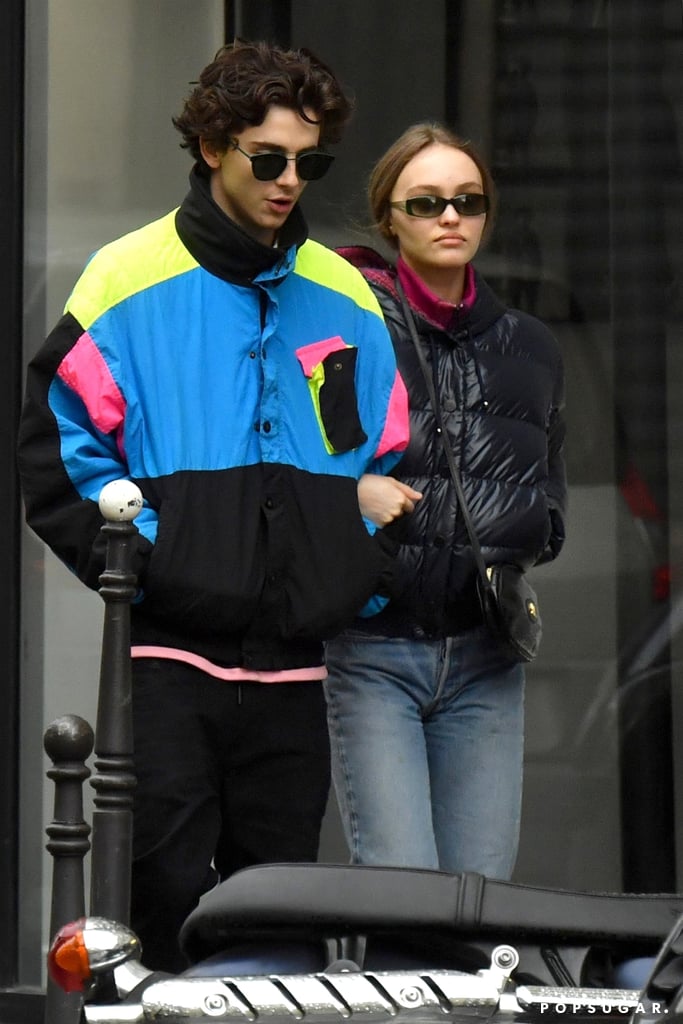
left=396, top=257, right=476, bottom=329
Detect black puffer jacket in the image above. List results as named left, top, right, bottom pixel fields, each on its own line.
left=339, top=247, right=567, bottom=639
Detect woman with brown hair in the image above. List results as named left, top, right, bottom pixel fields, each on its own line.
left=326, top=123, right=567, bottom=877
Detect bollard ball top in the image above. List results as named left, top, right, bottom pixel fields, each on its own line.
left=99, top=480, right=143, bottom=522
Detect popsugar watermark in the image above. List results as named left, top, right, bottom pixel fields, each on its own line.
left=538, top=1002, right=667, bottom=1015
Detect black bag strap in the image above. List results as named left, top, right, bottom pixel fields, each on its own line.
left=395, top=280, right=491, bottom=592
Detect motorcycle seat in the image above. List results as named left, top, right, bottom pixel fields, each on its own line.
left=179, top=863, right=683, bottom=964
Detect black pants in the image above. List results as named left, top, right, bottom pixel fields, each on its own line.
left=130, top=658, right=331, bottom=972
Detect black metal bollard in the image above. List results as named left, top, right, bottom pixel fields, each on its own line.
left=89, top=480, right=143, bottom=925
left=44, top=714, right=94, bottom=1024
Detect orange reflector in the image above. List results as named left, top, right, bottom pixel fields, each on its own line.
left=48, top=919, right=91, bottom=993
left=55, top=933, right=89, bottom=973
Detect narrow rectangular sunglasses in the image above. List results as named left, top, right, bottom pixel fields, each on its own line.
left=390, top=193, right=490, bottom=218
left=232, top=142, right=334, bottom=181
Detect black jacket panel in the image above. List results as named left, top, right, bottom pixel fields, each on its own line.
left=338, top=247, right=567, bottom=639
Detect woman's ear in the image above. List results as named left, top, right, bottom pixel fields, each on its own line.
left=199, top=138, right=223, bottom=169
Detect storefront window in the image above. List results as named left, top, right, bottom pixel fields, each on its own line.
left=296, top=0, right=683, bottom=893
left=20, top=0, right=224, bottom=983
left=19, top=0, right=683, bottom=990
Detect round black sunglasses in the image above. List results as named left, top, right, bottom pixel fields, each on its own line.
left=232, top=142, right=334, bottom=182
left=390, top=194, right=490, bottom=218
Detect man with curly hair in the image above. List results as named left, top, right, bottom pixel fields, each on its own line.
left=18, top=40, right=411, bottom=970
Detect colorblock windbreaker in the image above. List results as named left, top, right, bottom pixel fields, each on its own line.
left=18, top=171, right=409, bottom=671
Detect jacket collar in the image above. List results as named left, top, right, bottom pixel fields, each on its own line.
left=175, top=165, right=309, bottom=286
left=336, top=245, right=505, bottom=336
left=396, top=257, right=476, bottom=329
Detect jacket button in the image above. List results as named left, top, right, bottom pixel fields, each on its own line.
left=265, top=498, right=274, bottom=509
left=434, top=535, right=445, bottom=548
left=262, top=421, right=271, bottom=433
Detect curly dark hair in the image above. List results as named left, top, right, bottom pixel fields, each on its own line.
left=173, top=39, right=354, bottom=166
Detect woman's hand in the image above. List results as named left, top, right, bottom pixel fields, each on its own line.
left=358, top=475, right=422, bottom=527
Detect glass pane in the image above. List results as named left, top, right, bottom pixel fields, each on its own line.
left=21, top=0, right=224, bottom=984
left=297, top=0, right=683, bottom=891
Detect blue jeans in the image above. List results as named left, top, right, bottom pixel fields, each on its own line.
left=324, top=627, right=525, bottom=879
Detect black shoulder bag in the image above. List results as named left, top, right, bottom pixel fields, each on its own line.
left=395, top=281, right=542, bottom=663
